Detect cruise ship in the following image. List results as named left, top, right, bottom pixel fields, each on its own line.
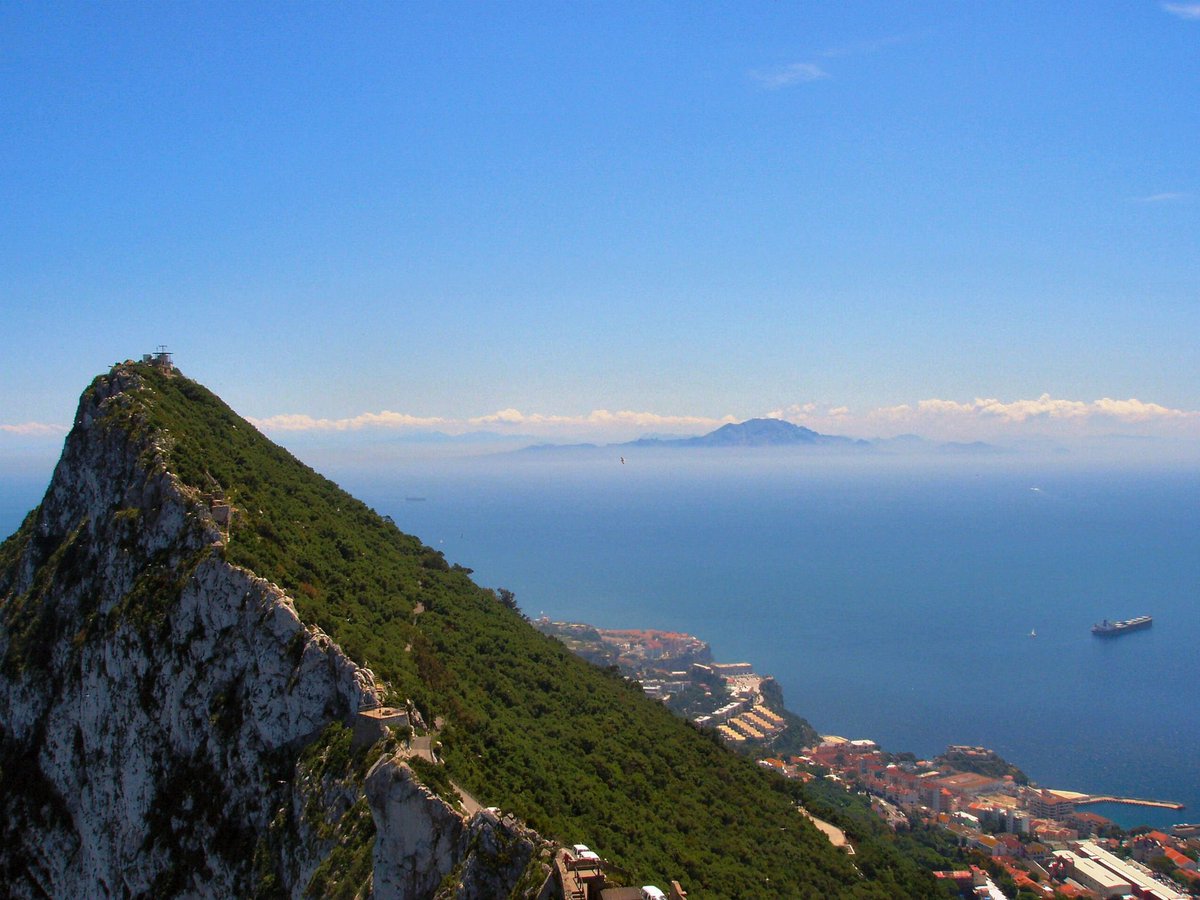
left=1091, top=615, right=1152, bottom=636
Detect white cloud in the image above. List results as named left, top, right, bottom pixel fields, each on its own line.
left=855, top=394, right=1199, bottom=442
left=246, top=406, right=738, bottom=441
left=1163, top=3, right=1200, bottom=20
left=751, top=33, right=914, bottom=90
left=870, top=394, right=1193, bottom=425
left=242, top=395, right=1200, bottom=447
left=764, top=403, right=817, bottom=418
left=750, top=62, right=829, bottom=89
left=763, top=394, right=1200, bottom=444
left=248, top=411, right=447, bottom=432
left=819, top=33, right=915, bottom=59
left=469, top=408, right=529, bottom=426
left=1091, top=397, right=1188, bottom=420
left=468, top=408, right=738, bottom=432
left=0, top=422, right=68, bottom=437
left=761, top=402, right=862, bottom=435
left=942, top=395, right=1090, bottom=422
left=6, top=389, right=1195, bottom=456
left=1136, top=191, right=1189, bottom=203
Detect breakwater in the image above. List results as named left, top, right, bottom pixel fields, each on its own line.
left=1075, top=795, right=1184, bottom=811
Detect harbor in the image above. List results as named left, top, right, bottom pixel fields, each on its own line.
left=1051, top=789, right=1185, bottom=812
left=1076, top=795, right=1186, bottom=811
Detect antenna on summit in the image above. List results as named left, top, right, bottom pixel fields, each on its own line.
left=141, top=345, right=175, bottom=372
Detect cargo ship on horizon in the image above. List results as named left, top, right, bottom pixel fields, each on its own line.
left=1091, top=615, right=1153, bottom=636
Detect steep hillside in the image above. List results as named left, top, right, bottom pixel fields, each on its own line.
left=0, top=364, right=554, bottom=899
left=1, top=362, right=942, bottom=898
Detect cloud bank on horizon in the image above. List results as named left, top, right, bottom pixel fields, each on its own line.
left=242, top=394, right=1200, bottom=445
left=5, top=395, right=1199, bottom=465
left=203, top=394, right=1200, bottom=445
left=767, top=395, right=1199, bottom=443
left=6, top=393, right=1196, bottom=447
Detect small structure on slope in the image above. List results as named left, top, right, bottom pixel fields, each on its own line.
left=141, top=345, right=175, bottom=372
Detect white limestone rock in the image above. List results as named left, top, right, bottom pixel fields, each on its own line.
left=0, top=366, right=553, bottom=900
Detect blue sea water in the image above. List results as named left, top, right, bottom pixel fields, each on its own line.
left=333, top=451, right=1200, bottom=831
left=3, top=451, right=1197, bottom=829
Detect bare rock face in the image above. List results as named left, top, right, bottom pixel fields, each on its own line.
left=0, top=368, right=554, bottom=899
left=0, top=370, right=379, bottom=896
left=367, top=759, right=467, bottom=899
left=450, top=808, right=555, bottom=900
left=366, top=759, right=555, bottom=900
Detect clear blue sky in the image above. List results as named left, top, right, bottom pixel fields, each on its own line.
left=2, top=2, right=1197, bottom=447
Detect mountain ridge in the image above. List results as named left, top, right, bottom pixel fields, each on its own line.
left=517, top=417, right=1003, bottom=456
left=636, top=417, right=869, bottom=448
left=0, top=361, right=943, bottom=898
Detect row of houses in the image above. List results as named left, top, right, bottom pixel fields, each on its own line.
left=712, top=705, right=786, bottom=743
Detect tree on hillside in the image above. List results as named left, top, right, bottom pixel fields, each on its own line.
left=495, top=588, right=521, bottom=614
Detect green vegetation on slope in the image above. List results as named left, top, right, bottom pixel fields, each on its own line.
left=90, top=364, right=942, bottom=898
left=293, top=723, right=390, bottom=900
left=932, top=747, right=1028, bottom=785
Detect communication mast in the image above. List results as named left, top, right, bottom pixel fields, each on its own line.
left=141, top=345, right=174, bottom=371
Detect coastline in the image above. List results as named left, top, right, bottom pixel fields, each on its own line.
left=325, top=464, right=1200, bottom=832
left=534, top=615, right=1190, bottom=837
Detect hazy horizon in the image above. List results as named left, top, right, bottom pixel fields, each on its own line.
left=4, top=399, right=1200, bottom=494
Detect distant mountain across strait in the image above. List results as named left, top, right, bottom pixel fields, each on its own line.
left=518, top=417, right=1005, bottom=455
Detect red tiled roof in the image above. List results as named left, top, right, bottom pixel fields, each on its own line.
left=933, top=870, right=973, bottom=881
left=1070, top=811, right=1111, bottom=824
left=1162, top=846, right=1193, bottom=867
left=1052, top=884, right=1094, bottom=897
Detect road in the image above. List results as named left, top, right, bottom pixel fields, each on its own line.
left=397, top=733, right=485, bottom=815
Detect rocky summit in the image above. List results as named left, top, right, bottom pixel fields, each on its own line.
left=0, top=365, right=553, bottom=899
left=0, top=361, right=939, bottom=898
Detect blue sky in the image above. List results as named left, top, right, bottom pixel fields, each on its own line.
left=2, top=2, right=1198, bottom=452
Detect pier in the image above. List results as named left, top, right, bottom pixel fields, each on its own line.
left=1074, top=794, right=1184, bottom=811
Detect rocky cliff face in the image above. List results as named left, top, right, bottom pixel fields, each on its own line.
left=0, top=367, right=553, bottom=898
left=367, top=762, right=554, bottom=900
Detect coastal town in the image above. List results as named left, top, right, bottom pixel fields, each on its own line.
left=535, top=618, right=1200, bottom=899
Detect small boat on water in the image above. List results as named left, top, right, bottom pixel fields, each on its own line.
left=1091, top=615, right=1152, bottom=636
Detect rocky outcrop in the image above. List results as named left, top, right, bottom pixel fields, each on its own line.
left=0, top=366, right=555, bottom=898
left=0, top=369, right=379, bottom=896
left=368, top=759, right=467, bottom=899
left=367, top=758, right=554, bottom=900
left=449, top=808, right=555, bottom=900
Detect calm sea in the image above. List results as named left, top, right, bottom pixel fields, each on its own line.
left=4, top=450, right=1197, bottom=828
left=338, top=451, right=1200, bottom=830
